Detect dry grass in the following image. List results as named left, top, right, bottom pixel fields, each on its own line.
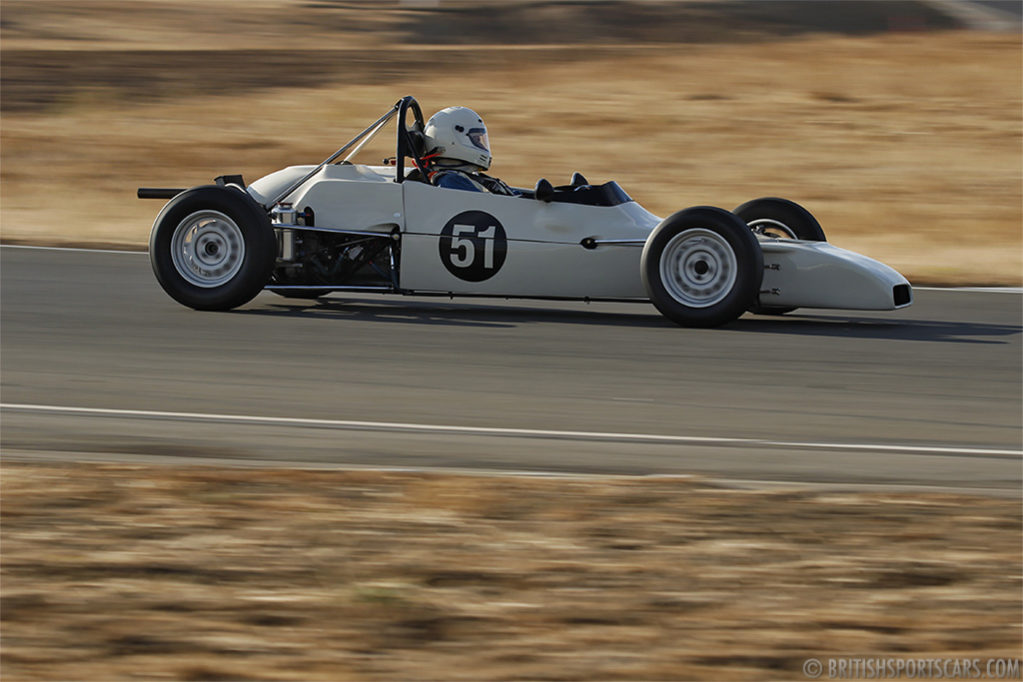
left=0, top=1, right=1019, bottom=284
left=1, top=461, right=1020, bottom=681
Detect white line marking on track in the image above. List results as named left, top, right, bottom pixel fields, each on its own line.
left=915, top=286, right=1023, bottom=294
left=1, top=447, right=693, bottom=480
left=3, top=402, right=1019, bottom=458
left=0, top=244, right=145, bottom=255
left=3, top=449, right=1018, bottom=497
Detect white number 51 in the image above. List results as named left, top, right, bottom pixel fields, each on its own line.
left=451, top=224, right=495, bottom=269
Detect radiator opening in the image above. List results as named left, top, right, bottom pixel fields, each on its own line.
left=893, top=284, right=912, bottom=307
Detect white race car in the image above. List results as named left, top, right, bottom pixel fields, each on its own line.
left=139, top=96, right=912, bottom=327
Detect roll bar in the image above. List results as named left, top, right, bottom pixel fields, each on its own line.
left=395, top=96, right=427, bottom=185
left=265, top=98, right=411, bottom=208
left=266, top=96, right=427, bottom=208
left=146, top=97, right=426, bottom=210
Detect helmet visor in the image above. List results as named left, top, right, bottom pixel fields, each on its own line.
left=467, top=128, right=489, bottom=152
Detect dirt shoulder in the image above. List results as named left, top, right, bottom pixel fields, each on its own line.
left=1, top=461, right=1019, bottom=681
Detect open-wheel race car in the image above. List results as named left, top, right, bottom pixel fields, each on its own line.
left=139, top=96, right=912, bottom=327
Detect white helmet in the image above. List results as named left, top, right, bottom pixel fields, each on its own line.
left=422, top=106, right=491, bottom=171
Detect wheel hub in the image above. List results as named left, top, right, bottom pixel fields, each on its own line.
left=659, top=228, right=738, bottom=308
left=170, top=210, right=246, bottom=288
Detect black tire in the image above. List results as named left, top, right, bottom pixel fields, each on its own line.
left=641, top=206, right=764, bottom=328
left=149, top=185, right=276, bottom=310
left=733, top=197, right=826, bottom=315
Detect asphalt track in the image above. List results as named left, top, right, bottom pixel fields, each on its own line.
left=1, top=246, right=1020, bottom=495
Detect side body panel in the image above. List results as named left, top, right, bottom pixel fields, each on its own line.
left=399, top=181, right=656, bottom=298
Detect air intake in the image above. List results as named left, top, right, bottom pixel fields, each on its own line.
left=893, top=284, right=912, bottom=307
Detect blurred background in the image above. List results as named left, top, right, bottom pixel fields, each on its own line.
left=1, top=0, right=1020, bottom=284
left=2, top=4, right=1022, bottom=680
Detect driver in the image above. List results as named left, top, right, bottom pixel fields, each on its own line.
left=418, top=106, right=515, bottom=195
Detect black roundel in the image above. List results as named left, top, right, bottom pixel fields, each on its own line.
left=438, top=211, right=507, bottom=282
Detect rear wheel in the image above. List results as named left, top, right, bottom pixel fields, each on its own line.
left=733, top=197, right=826, bottom=315
left=642, top=207, right=763, bottom=327
left=150, top=186, right=275, bottom=310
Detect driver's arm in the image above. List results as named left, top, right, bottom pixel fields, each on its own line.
left=477, top=174, right=516, bottom=196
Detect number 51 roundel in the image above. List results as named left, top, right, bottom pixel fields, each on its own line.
left=438, top=211, right=508, bottom=282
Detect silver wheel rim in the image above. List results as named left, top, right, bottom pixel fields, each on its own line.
left=748, top=218, right=797, bottom=239
left=170, top=210, right=245, bottom=288
left=659, top=228, right=738, bottom=308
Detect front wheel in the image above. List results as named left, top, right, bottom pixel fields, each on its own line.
left=734, top=197, right=826, bottom=316
left=641, top=206, right=764, bottom=327
left=149, top=186, right=276, bottom=310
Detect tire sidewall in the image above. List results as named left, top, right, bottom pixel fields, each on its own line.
left=642, top=206, right=764, bottom=327
left=150, top=186, right=275, bottom=310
